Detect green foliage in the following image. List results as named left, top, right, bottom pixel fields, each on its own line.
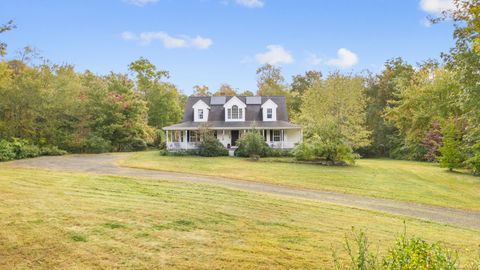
left=334, top=227, right=460, bottom=270
left=0, top=20, right=16, bottom=56
left=40, top=145, right=67, bottom=156
left=11, top=138, right=40, bottom=159
left=0, top=138, right=65, bottom=161
left=439, top=120, right=465, bottom=171
left=385, top=66, right=462, bottom=161
left=0, top=139, right=15, bottom=161
left=294, top=135, right=356, bottom=165
left=159, top=149, right=198, bottom=156
left=333, top=228, right=381, bottom=270
left=126, top=138, right=147, bottom=152
left=235, top=130, right=270, bottom=160
left=289, top=70, right=321, bottom=119
left=466, top=142, right=480, bottom=175
left=256, top=64, right=288, bottom=96
left=383, top=236, right=458, bottom=270
left=300, top=73, right=371, bottom=151
left=197, top=134, right=228, bottom=157
left=83, top=135, right=112, bottom=154
left=362, top=58, right=415, bottom=158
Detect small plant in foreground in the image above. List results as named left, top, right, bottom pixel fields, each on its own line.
left=333, top=225, right=462, bottom=270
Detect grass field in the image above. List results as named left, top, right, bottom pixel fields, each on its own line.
left=0, top=167, right=479, bottom=269
left=121, top=151, right=480, bottom=211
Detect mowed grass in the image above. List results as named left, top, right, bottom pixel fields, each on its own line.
left=122, top=151, right=480, bottom=211
left=1, top=167, right=479, bottom=269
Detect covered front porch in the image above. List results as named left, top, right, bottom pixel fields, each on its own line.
left=165, top=128, right=301, bottom=150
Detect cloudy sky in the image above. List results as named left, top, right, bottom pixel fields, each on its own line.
left=1, top=0, right=455, bottom=94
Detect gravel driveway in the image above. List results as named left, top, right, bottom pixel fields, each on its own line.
left=6, top=153, right=480, bottom=229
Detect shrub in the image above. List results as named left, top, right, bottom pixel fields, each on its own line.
left=235, top=130, right=270, bottom=160
left=269, top=148, right=293, bottom=157
left=126, top=138, right=147, bottom=152
left=11, top=138, right=40, bottom=159
left=294, top=135, right=356, bottom=165
left=197, top=137, right=228, bottom=157
left=160, top=149, right=198, bottom=156
left=383, top=235, right=457, bottom=269
left=0, top=140, right=15, bottom=161
left=40, top=145, right=68, bottom=156
left=333, top=227, right=460, bottom=270
left=293, top=141, right=316, bottom=161
left=84, top=135, right=112, bottom=153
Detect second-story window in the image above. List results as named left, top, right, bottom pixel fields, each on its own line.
left=227, top=105, right=243, bottom=120
left=267, top=108, right=273, bottom=119
left=231, top=105, right=239, bottom=119
left=198, top=109, right=204, bottom=120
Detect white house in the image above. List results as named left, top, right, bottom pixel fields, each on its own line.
left=163, top=96, right=302, bottom=150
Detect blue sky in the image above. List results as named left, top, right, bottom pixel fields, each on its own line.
left=1, top=0, right=455, bottom=94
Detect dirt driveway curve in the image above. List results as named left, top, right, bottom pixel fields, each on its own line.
left=7, top=153, right=480, bottom=230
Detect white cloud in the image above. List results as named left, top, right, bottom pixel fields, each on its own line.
left=190, top=36, right=213, bottom=49
left=305, top=53, right=321, bottom=66
left=124, top=0, right=159, bottom=7
left=236, top=0, right=264, bottom=8
left=121, top=31, right=136, bottom=41
left=420, top=0, right=454, bottom=14
left=121, top=31, right=213, bottom=49
left=255, top=45, right=294, bottom=65
left=326, top=48, right=358, bottom=69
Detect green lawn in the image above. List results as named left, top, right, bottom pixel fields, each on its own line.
left=121, top=151, right=480, bottom=211
left=0, top=167, right=479, bottom=269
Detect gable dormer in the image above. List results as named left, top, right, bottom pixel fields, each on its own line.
left=192, top=99, right=210, bottom=122
left=223, top=96, right=246, bottom=122
left=261, top=98, right=278, bottom=121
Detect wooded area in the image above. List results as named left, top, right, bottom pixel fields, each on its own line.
left=0, top=0, right=479, bottom=173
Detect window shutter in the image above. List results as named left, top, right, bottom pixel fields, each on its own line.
left=270, top=130, right=273, bottom=142
left=187, top=130, right=190, bottom=142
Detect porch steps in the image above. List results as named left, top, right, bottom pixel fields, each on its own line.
left=228, top=149, right=235, bottom=157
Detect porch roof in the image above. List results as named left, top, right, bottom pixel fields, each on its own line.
left=163, top=121, right=301, bottom=131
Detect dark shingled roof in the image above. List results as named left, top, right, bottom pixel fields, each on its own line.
left=164, top=96, right=301, bottom=130
left=164, top=121, right=300, bottom=130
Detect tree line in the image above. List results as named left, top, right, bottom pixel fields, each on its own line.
left=0, top=0, right=479, bottom=173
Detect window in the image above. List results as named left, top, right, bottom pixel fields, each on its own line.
left=227, top=105, right=242, bottom=120
left=267, top=108, right=273, bottom=119
left=232, top=105, right=239, bottom=119
left=198, top=109, right=204, bottom=120
left=173, top=131, right=182, bottom=142
left=273, top=130, right=281, bottom=141
left=188, top=131, right=200, bottom=142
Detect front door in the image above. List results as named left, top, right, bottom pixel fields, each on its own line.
left=231, top=130, right=239, bottom=146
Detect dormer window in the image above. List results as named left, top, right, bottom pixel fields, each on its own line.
left=192, top=99, right=210, bottom=122
left=228, top=105, right=243, bottom=120
left=224, top=96, right=246, bottom=122
left=261, top=98, right=278, bottom=122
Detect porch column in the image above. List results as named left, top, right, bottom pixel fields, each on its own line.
left=281, top=129, right=284, bottom=149
left=184, top=130, right=188, bottom=149
left=166, top=130, right=169, bottom=144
